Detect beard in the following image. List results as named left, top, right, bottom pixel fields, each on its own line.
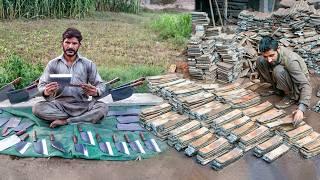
left=63, top=48, right=78, bottom=57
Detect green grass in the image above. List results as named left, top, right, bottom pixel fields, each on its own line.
left=0, top=55, right=43, bottom=89
left=150, top=13, right=191, bottom=47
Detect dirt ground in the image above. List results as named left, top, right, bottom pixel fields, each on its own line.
left=1, top=75, right=320, bottom=180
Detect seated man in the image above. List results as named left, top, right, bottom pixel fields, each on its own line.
left=256, top=36, right=312, bottom=125
left=33, top=28, right=107, bottom=128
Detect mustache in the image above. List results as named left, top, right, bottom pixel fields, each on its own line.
left=65, top=48, right=75, bottom=52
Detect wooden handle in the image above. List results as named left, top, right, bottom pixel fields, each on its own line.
left=50, top=134, right=54, bottom=141
left=11, top=77, right=22, bottom=85
left=106, top=77, right=120, bottom=85
left=73, top=135, right=78, bottom=144
left=77, top=124, right=82, bottom=132
left=139, top=132, right=146, bottom=141
left=96, top=133, right=101, bottom=142
left=124, top=134, right=130, bottom=143
left=130, top=81, right=144, bottom=87
left=33, top=131, right=37, bottom=142
left=16, top=129, right=26, bottom=136
left=21, top=134, right=29, bottom=141
left=112, top=134, right=117, bottom=143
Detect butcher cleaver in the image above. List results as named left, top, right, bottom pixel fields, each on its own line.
left=73, top=135, right=88, bottom=157
left=15, top=133, right=31, bottom=154
left=50, top=133, right=66, bottom=153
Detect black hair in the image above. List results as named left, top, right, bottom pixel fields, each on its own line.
left=259, top=36, right=278, bottom=53
left=62, top=28, right=82, bottom=43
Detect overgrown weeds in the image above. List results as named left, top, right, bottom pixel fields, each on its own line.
left=150, top=13, right=191, bottom=47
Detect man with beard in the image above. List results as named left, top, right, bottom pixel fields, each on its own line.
left=32, top=28, right=107, bottom=128
left=256, top=36, right=312, bottom=126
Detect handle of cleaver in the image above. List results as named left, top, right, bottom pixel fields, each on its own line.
left=124, top=134, right=130, bottom=143
left=33, top=131, right=38, bottom=142
left=50, top=134, right=55, bottom=141
left=139, top=132, right=146, bottom=141
left=11, top=77, right=22, bottom=85
left=72, top=135, right=78, bottom=144
left=130, top=81, right=144, bottom=87
left=106, top=77, right=120, bottom=85
left=20, top=134, right=29, bottom=141
left=96, top=133, right=102, bottom=142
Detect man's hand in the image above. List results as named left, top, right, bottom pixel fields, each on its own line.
left=81, top=83, right=98, bottom=96
left=44, top=82, right=59, bottom=96
left=292, top=109, right=304, bottom=127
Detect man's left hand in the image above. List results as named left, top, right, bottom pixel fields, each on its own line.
left=81, top=83, right=98, bottom=96
left=292, top=109, right=304, bottom=127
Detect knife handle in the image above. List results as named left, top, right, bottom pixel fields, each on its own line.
left=16, top=129, right=26, bottom=136
left=106, top=77, right=120, bottom=85
left=124, top=134, right=130, bottom=143
left=20, top=134, right=29, bottom=141
left=2, top=127, right=8, bottom=135
left=96, top=133, right=102, bottom=142
left=50, top=134, right=54, bottom=141
left=33, top=131, right=37, bottom=142
left=11, top=77, right=22, bottom=85
left=130, top=81, right=144, bottom=87
left=77, top=124, right=82, bottom=132
left=112, top=134, right=118, bottom=143
left=73, top=135, right=78, bottom=144
left=139, top=132, right=146, bottom=141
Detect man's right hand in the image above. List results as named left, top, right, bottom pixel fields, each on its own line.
left=44, top=82, right=59, bottom=96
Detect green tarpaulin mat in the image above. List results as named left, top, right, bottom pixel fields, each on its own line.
left=0, top=106, right=167, bottom=160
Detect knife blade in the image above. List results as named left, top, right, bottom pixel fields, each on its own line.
left=15, top=134, right=31, bottom=154
left=96, top=133, right=107, bottom=153
left=73, top=135, right=88, bottom=157
left=140, top=132, right=161, bottom=153
left=50, top=133, right=66, bottom=153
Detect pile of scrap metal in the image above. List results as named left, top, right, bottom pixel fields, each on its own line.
left=188, top=12, right=218, bottom=81
left=142, top=74, right=320, bottom=170
left=188, top=12, right=245, bottom=83
left=237, top=0, right=320, bottom=74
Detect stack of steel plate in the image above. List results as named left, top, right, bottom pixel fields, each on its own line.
left=167, top=120, right=201, bottom=147
left=175, top=127, right=210, bottom=151
left=211, top=147, right=244, bottom=170
left=239, top=125, right=273, bottom=151
left=185, top=133, right=217, bottom=157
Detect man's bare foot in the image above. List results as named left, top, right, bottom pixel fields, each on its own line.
left=50, top=119, right=67, bottom=128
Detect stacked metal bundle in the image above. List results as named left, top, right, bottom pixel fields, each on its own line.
left=242, top=101, right=273, bottom=117
left=216, top=41, right=243, bottom=83
left=211, top=109, right=243, bottom=129
left=187, top=101, right=226, bottom=121
left=262, top=144, right=291, bottom=163
left=185, top=133, right=217, bottom=157
left=282, top=124, right=313, bottom=144
left=196, top=103, right=232, bottom=125
left=229, top=91, right=261, bottom=109
left=294, top=131, right=320, bottom=149
left=140, top=103, right=172, bottom=126
left=227, top=121, right=258, bottom=143
left=191, top=12, right=210, bottom=26
left=238, top=125, right=273, bottom=151
left=174, top=127, right=210, bottom=151
left=196, top=137, right=233, bottom=165
left=216, top=116, right=251, bottom=137
left=146, top=74, right=181, bottom=94
left=175, top=92, right=215, bottom=113
left=300, top=138, right=320, bottom=158
left=252, top=108, right=286, bottom=124
left=167, top=120, right=201, bottom=147
left=211, top=147, right=244, bottom=170
left=253, top=135, right=284, bottom=157
left=146, top=112, right=190, bottom=140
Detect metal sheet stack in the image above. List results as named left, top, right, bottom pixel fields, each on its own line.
left=211, top=147, right=244, bottom=170
left=238, top=125, right=273, bottom=151
left=140, top=103, right=172, bottom=126
left=185, top=133, right=217, bottom=156
left=146, top=112, right=190, bottom=140
left=196, top=137, right=233, bottom=165
left=167, top=120, right=201, bottom=147
left=215, top=36, right=243, bottom=83
left=253, top=135, right=284, bottom=157
left=174, top=127, right=211, bottom=151
left=191, top=12, right=210, bottom=26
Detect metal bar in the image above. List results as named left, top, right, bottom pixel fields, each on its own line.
left=209, top=0, right=216, bottom=27
left=213, top=0, right=224, bottom=27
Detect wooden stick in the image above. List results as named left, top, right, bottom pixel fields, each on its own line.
left=209, top=0, right=216, bottom=27
left=213, top=0, right=223, bottom=27
left=224, top=0, right=228, bottom=25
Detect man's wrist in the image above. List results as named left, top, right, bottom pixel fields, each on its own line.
left=298, top=103, right=307, bottom=113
